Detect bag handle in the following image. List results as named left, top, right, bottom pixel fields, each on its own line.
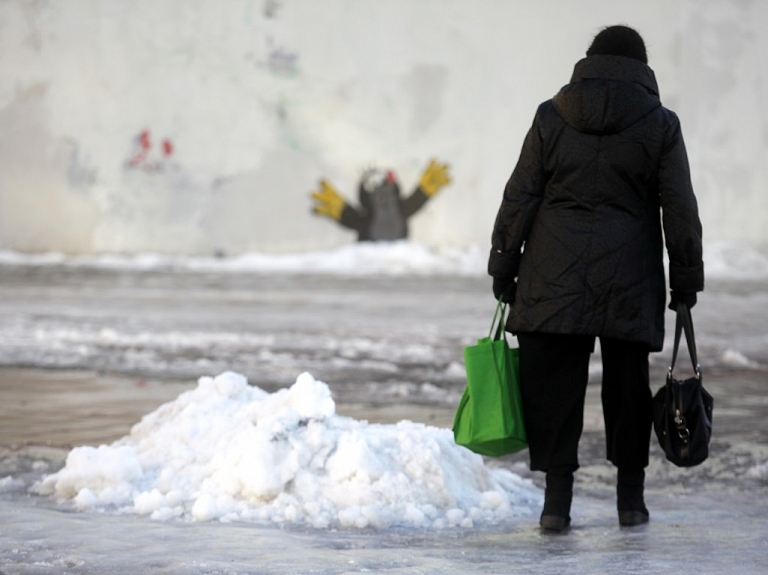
left=669, top=304, right=701, bottom=380
left=489, top=298, right=508, bottom=342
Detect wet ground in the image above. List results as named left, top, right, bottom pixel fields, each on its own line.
left=1, top=263, right=767, bottom=573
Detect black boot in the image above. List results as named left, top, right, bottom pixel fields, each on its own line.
left=540, top=469, right=573, bottom=532
left=617, top=468, right=649, bottom=526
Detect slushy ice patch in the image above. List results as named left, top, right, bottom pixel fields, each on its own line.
left=35, top=371, right=541, bottom=529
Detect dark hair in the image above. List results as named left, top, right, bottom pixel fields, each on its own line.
left=587, top=25, right=647, bottom=64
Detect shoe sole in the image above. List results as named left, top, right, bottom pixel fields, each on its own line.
left=618, top=511, right=650, bottom=526
left=539, top=515, right=571, bottom=532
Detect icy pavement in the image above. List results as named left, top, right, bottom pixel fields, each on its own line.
left=1, top=257, right=768, bottom=573
left=1, top=491, right=766, bottom=575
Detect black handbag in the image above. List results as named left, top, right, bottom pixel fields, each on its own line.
left=652, top=304, right=713, bottom=467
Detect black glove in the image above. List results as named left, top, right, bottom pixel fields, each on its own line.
left=493, top=276, right=517, bottom=304
left=669, top=291, right=697, bottom=311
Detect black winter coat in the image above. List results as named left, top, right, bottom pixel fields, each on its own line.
left=489, top=55, right=703, bottom=351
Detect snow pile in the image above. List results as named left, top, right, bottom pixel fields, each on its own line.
left=3, top=240, right=768, bottom=279
left=0, top=476, right=26, bottom=493
left=182, top=242, right=487, bottom=276
left=0, top=242, right=487, bottom=277
left=747, top=461, right=768, bottom=479
left=703, top=242, right=768, bottom=280
left=36, top=371, right=540, bottom=529
left=721, top=349, right=761, bottom=369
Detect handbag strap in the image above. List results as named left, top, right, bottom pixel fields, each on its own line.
left=669, top=304, right=701, bottom=379
left=490, top=298, right=508, bottom=342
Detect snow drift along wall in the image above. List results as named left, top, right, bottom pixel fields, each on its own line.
left=0, top=0, right=766, bottom=255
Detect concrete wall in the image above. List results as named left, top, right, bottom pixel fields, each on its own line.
left=0, top=0, right=765, bottom=255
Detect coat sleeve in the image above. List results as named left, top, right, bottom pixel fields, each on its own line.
left=488, top=105, right=548, bottom=279
left=658, top=111, right=704, bottom=293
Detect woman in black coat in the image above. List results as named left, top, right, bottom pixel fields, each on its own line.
left=489, top=25, right=703, bottom=531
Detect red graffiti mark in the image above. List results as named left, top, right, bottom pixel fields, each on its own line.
left=128, top=150, right=147, bottom=167
left=128, top=129, right=152, bottom=167
left=139, top=130, right=151, bottom=150
left=127, top=129, right=175, bottom=171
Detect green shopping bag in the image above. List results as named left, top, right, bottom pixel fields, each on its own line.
left=453, top=300, right=527, bottom=457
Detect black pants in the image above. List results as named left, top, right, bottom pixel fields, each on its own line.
left=517, top=333, right=652, bottom=472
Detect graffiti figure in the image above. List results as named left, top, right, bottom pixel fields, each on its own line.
left=311, top=160, right=451, bottom=241
left=126, top=129, right=175, bottom=172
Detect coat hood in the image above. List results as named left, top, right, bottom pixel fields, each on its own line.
left=552, top=55, right=661, bottom=134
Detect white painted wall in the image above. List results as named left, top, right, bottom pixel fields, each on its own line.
left=0, top=0, right=765, bottom=255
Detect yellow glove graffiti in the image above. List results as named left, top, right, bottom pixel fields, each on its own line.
left=311, top=180, right=347, bottom=221
left=418, top=159, right=451, bottom=197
